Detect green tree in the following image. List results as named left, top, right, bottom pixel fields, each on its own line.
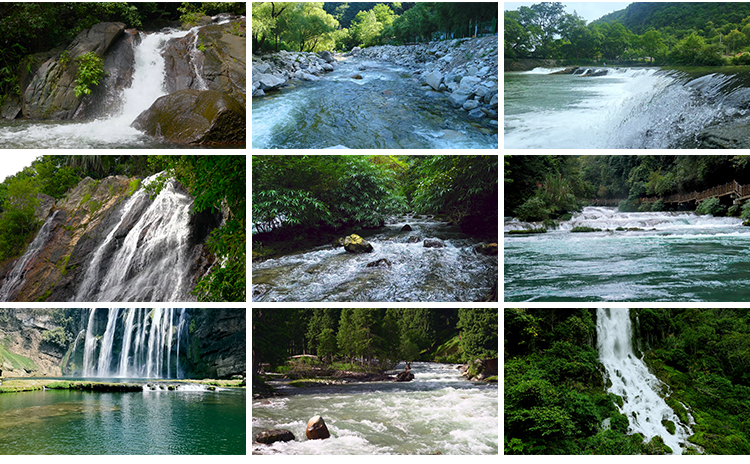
left=0, top=174, right=41, bottom=262
left=337, top=309, right=357, bottom=367
left=641, top=29, right=667, bottom=62
left=351, top=9, right=384, bottom=47
left=279, top=2, right=338, bottom=52
left=457, top=308, right=498, bottom=361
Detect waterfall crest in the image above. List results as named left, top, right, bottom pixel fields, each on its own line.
left=82, top=308, right=189, bottom=379
left=596, top=308, right=695, bottom=454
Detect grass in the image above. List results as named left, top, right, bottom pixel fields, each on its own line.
left=0, top=343, right=38, bottom=371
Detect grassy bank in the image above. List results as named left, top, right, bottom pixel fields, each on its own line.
left=0, top=378, right=245, bottom=393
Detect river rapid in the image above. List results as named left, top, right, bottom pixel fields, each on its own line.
left=252, top=217, right=498, bottom=302
left=505, top=207, right=750, bottom=301
left=504, top=66, right=750, bottom=148
left=252, top=362, right=498, bottom=455
left=252, top=57, right=498, bottom=149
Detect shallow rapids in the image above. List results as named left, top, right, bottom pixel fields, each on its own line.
left=505, top=207, right=750, bottom=301
left=252, top=57, right=498, bottom=149
left=252, top=362, right=498, bottom=455
left=252, top=218, right=498, bottom=302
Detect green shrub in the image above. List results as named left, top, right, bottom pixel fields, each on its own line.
left=618, top=199, right=640, bottom=212
left=74, top=52, right=106, bottom=98
left=695, top=197, right=726, bottom=216
left=571, top=226, right=602, bottom=233
left=652, top=199, right=665, bottom=212
left=638, top=202, right=652, bottom=212
left=515, top=196, right=551, bottom=221
left=728, top=204, right=741, bottom=217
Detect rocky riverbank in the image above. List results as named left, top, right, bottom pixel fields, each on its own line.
left=252, top=36, right=498, bottom=128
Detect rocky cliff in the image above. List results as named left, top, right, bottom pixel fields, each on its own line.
left=187, top=309, right=246, bottom=378
left=0, top=309, right=70, bottom=377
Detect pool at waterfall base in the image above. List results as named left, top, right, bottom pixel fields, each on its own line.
left=252, top=362, right=498, bottom=455
left=0, top=381, right=246, bottom=454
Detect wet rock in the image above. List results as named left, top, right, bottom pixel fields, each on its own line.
left=423, top=238, right=446, bottom=248
left=400, top=224, right=413, bottom=232
left=343, top=234, right=373, bottom=253
left=347, top=73, right=363, bottom=80
left=294, top=71, right=319, bottom=81
left=463, top=99, right=480, bottom=111
left=332, top=237, right=346, bottom=247
left=407, top=236, right=421, bottom=243
left=395, top=370, right=414, bottom=382
left=468, top=108, right=486, bottom=119
left=131, top=89, right=245, bottom=145
left=306, top=416, right=330, bottom=440
left=318, top=50, right=335, bottom=63
left=424, top=70, right=443, bottom=91
left=366, top=258, right=391, bottom=267
left=256, top=429, right=295, bottom=444
left=255, top=73, right=286, bottom=91
left=474, top=243, right=498, bottom=256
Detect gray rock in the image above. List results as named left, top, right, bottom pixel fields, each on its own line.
left=253, top=63, right=271, bottom=75
left=468, top=108, right=486, bottom=119
left=256, top=73, right=286, bottom=90
left=463, top=100, right=480, bottom=111
left=448, top=89, right=473, bottom=108
left=295, top=71, right=319, bottom=81
left=317, top=50, right=335, bottom=63
left=488, top=94, right=498, bottom=109
left=424, top=70, right=443, bottom=91
left=256, top=429, right=295, bottom=444
left=458, top=76, right=482, bottom=91
left=424, top=238, right=446, bottom=248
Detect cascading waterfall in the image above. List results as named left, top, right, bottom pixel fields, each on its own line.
left=73, top=174, right=197, bottom=302
left=0, top=210, right=60, bottom=301
left=596, top=308, right=695, bottom=454
left=82, top=308, right=188, bottom=379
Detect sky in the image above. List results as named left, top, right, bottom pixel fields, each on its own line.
left=504, top=2, right=633, bottom=24
left=0, top=154, right=38, bottom=183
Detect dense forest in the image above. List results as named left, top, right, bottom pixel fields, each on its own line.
left=252, top=155, right=498, bottom=257
left=505, top=2, right=750, bottom=66
left=0, top=155, right=245, bottom=302
left=505, top=308, right=750, bottom=454
left=505, top=155, right=750, bottom=221
left=253, top=308, right=498, bottom=374
left=252, top=2, right=498, bottom=53
left=0, top=2, right=245, bottom=100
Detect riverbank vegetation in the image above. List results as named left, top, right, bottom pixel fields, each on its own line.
left=252, top=155, right=497, bottom=260
left=505, top=308, right=750, bottom=454
left=252, top=2, right=497, bottom=53
left=0, top=155, right=245, bottom=302
left=253, top=308, right=498, bottom=377
left=506, top=155, right=750, bottom=220
left=0, top=2, right=245, bottom=103
left=505, top=2, right=750, bottom=66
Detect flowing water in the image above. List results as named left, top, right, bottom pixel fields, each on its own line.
left=252, top=57, right=498, bottom=149
left=74, top=175, right=197, bottom=302
left=505, top=207, right=750, bottom=301
left=597, top=308, right=695, bottom=454
left=80, top=308, right=188, bottom=379
left=0, top=385, right=245, bottom=454
left=252, top=362, right=497, bottom=455
left=252, top=217, right=498, bottom=302
left=0, top=25, right=235, bottom=149
left=504, top=67, right=750, bottom=148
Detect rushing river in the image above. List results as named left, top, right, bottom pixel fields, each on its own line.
left=504, top=66, right=750, bottom=148
left=252, top=217, right=498, bottom=302
left=505, top=207, right=750, bottom=301
left=252, top=57, right=498, bottom=149
left=0, top=382, right=245, bottom=454
left=252, top=362, right=498, bottom=455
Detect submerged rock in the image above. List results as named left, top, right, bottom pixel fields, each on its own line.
left=343, top=234, right=373, bottom=253
left=400, top=224, right=413, bottom=232
left=366, top=258, right=391, bottom=267
left=256, top=429, right=295, bottom=444
left=474, top=243, right=498, bottom=256
left=423, top=238, right=446, bottom=248
left=306, top=416, right=330, bottom=440
left=131, top=89, right=245, bottom=145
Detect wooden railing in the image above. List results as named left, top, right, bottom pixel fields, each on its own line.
left=591, top=180, right=750, bottom=205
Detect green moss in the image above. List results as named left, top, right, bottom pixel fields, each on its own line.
left=571, top=226, right=602, bottom=233
left=127, top=178, right=140, bottom=196
left=0, top=343, right=38, bottom=371
left=662, top=419, right=676, bottom=434
left=58, top=254, right=71, bottom=275
left=507, top=228, right=547, bottom=235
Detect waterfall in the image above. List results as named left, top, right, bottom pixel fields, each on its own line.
left=74, top=174, right=197, bottom=302
left=81, top=308, right=189, bottom=379
left=0, top=210, right=60, bottom=301
left=596, top=308, right=694, bottom=454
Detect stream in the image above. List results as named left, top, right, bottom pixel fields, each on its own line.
left=505, top=206, right=750, bottom=301
left=252, top=57, right=498, bottom=149
left=252, top=362, right=498, bottom=455
left=252, top=217, right=498, bottom=302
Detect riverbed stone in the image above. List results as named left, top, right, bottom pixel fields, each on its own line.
left=474, top=243, right=498, bottom=256
left=400, top=224, right=413, bottom=232
left=424, top=238, right=446, bottom=248
left=256, top=73, right=286, bottom=90
left=463, top=100, right=480, bottom=111
left=468, top=108, right=486, bottom=119
left=131, top=89, right=245, bottom=145
left=343, top=234, right=373, bottom=253
left=424, top=70, right=443, bottom=91
left=306, top=416, right=331, bottom=440
left=318, top=50, right=335, bottom=63
left=366, top=258, right=392, bottom=267
left=256, top=429, right=295, bottom=444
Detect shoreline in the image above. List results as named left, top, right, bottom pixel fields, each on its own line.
left=0, top=378, right=246, bottom=393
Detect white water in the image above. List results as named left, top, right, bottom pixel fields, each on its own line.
left=597, top=309, right=694, bottom=454
left=504, top=68, right=750, bottom=148
left=83, top=308, right=187, bottom=379
left=0, top=210, right=59, bottom=301
left=252, top=362, right=497, bottom=454
left=74, top=174, right=197, bottom=302
left=0, top=28, right=197, bottom=148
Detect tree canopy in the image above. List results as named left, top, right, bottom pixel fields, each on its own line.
left=505, top=2, right=750, bottom=66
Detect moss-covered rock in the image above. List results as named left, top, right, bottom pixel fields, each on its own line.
left=343, top=234, right=373, bottom=253
left=131, top=89, right=245, bottom=144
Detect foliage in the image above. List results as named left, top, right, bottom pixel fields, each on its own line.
left=40, top=326, right=67, bottom=346
left=457, top=309, right=498, bottom=361
left=73, top=52, right=106, bottom=98
left=177, top=2, right=206, bottom=28
left=695, top=197, right=726, bottom=216
left=0, top=175, right=40, bottom=262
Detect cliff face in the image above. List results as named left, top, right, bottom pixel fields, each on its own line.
left=187, top=309, right=246, bottom=378
left=0, top=309, right=69, bottom=377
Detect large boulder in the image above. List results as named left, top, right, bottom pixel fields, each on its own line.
left=423, top=238, right=446, bottom=248
left=306, top=416, right=331, bottom=440
left=424, top=70, right=443, bottom=91
left=343, top=234, right=373, bottom=253
left=474, top=243, right=498, bottom=256
left=255, top=73, right=286, bottom=91
left=256, top=429, right=295, bottom=444
left=23, top=22, right=126, bottom=119
left=317, top=50, right=335, bottom=63
left=131, top=89, right=245, bottom=145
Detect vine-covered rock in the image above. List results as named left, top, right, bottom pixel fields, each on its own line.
left=131, top=89, right=245, bottom=144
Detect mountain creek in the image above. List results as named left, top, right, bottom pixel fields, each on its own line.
left=0, top=14, right=246, bottom=148
left=252, top=36, right=498, bottom=149
left=252, top=216, right=498, bottom=302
